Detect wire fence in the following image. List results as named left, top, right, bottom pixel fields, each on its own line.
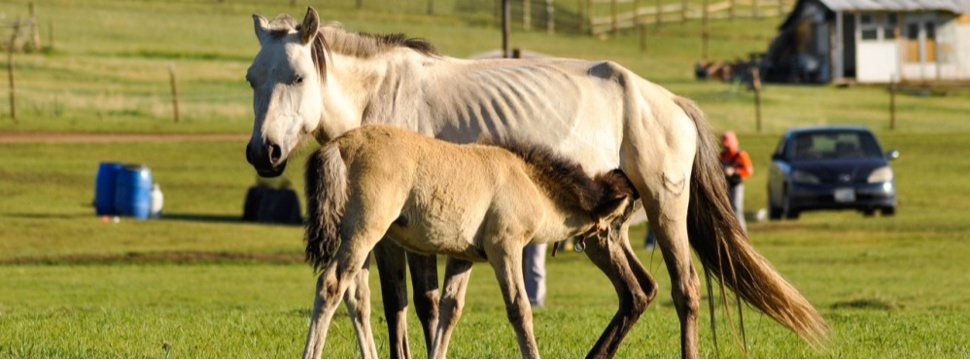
left=0, top=0, right=796, bottom=124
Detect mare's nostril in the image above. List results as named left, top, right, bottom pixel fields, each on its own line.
left=267, top=143, right=282, bottom=164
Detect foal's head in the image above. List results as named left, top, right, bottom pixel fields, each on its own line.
left=246, top=7, right=327, bottom=177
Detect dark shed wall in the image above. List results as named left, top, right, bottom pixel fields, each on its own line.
left=763, top=0, right=835, bottom=83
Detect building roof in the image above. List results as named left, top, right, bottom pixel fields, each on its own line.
left=817, top=0, right=970, bottom=13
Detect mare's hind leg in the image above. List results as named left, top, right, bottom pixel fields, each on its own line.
left=430, top=256, right=473, bottom=359
left=407, top=252, right=440, bottom=357
left=639, top=177, right=699, bottom=358
left=486, top=243, right=540, bottom=358
left=342, top=253, right=378, bottom=358
left=583, top=207, right=658, bottom=359
left=373, top=239, right=412, bottom=358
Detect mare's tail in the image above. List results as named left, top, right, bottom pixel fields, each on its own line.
left=674, top=96, right=830, bottom=346
left=304, top=145, right=350, bottom=272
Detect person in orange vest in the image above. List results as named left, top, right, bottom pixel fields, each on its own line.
left=720, top=130, right=754, bottom=233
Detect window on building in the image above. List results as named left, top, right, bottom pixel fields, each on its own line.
left=884, top=13, right=898, bottom=39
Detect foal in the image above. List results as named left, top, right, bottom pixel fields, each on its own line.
left=301, top=125, right=637, bottom=358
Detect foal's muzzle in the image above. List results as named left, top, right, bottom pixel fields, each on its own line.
left=246, top=142, right=287, bottom=177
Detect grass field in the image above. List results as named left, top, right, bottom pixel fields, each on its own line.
left=2, top=0, right=970, bottom=358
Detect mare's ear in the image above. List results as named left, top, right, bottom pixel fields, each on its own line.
left=300, top=7, right=321, bottom=45
left=253, top=14, right=270, bottom=44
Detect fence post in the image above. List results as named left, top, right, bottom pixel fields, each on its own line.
left=702, top=0, right=709, bottom=60
left=730, top=0, right=736, bottom=20
left=546, top=0, right=555, bottom=34
left=427, top=0, right=434, bottom=15
left=168, top=64, right=180, bottom=123
left=611, top=0, right=619, bottom=37
left=29, top=3, right=41, bottom=51
left=656, top=0, right=664, bottom=29
left=752, top=67, right=762, bottom=133
left=524, top=0, right=532, bottom=31
left=682, top=0, right=689, bottom=22
left=48, top=20, right=54, bottom=50
left=635, top=0, right=646, bottom=52
left=578, top=0, right=586, bottom=34
left=502, top=0, right=511, bottom=58
left=889, top=76, right=897, bottom=131
left=587, top=0, right=594, bottom=35
left=7, top=48, right=16, bottom=122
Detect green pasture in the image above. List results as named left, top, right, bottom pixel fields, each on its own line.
left=2, top=0, right=970, bottom=358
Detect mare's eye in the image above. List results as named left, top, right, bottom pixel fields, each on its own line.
left=293, top=76, right=304, bottom=85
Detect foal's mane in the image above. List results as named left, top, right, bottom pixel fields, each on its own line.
left=480, top=138, right=635, bottom=217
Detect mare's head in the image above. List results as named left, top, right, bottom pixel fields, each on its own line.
left=246, top=7, right=327, bottom=177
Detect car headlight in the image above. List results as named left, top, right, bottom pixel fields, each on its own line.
left=868, top=166, right=894, bottom=183
left=791, top=169, right=820, bottom=184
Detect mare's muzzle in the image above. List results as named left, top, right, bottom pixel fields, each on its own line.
left=246, top=142, right=288, bottom=177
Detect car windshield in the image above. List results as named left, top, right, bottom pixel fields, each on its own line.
left=791, top=131, right=883, bottom=161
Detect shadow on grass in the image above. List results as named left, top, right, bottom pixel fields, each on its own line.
left=0, top=251, right=303, bottom=265
left=159, top=212, right=245, bottom=224
left=159, top=213, right=303, bottom=226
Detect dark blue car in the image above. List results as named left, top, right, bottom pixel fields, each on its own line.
left=767, top=126, right=898, bottom=220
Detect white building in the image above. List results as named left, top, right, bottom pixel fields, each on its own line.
left=762, top=0, right=970, bottom=84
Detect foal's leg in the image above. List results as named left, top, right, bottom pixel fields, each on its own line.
left=430, top=256, right=473, bottom=359
left=342, top=254, right=378, bottom=358
left=583, top=202, right=658, bottom=359
left=486, top=244, right=540, bottom=359
left=407, top=252, right=440, bottom=357
left=373, top=239, right=412, bottom=358
left=302, top=244, right=375, bottom=359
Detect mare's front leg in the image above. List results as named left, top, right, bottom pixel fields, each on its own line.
left=430, top=256, right=473, bottom=359
left=583, top=210, right=658, bottom=358
left=373, top=239, right=412, bottom=358
left=486, top=243, right=540, bottom=358
left=342, top=253, right=378, bottom=358
left=407, top=251, right=440, bottom=356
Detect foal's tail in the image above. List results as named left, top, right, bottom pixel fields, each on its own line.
left=674, top=96, right=830, bottom=346
left=304, top=145, right=350, bottom=272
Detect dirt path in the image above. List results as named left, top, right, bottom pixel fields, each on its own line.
left=0, top=132, right=249, bottom=144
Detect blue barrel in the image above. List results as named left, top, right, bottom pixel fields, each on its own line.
left=115, top=164, right=153, bottom=220
left=95, top=162, right=123, bottom=215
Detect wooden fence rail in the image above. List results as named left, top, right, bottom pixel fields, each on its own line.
left=587, top=0, right=793, bottom=35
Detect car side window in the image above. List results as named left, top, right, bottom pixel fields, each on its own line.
left=772, top=137, right=788, bottom=161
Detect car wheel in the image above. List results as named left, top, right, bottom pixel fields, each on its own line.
left=881, top=206, right=896, bottom=216
left=782, top=187, right=799, bottom=220
left=862, top=209, right=876, bottom=217
left=768, top=206, right=783, bottom=220
left=768, top=186, right=783, bottom=220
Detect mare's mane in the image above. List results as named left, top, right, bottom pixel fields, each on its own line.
left=320, top=27, right=439, bottom=58
left=265, top=14, right=438, bottom=81
left=480, top=137, right=636, bottom=218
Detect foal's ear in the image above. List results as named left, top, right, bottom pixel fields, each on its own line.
left=253, top=14, right=270, bottom=44
left=606, top=169, right=639, bottom=200
left=300, top=7, right=321, bottom=45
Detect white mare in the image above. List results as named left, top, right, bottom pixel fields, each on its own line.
left=244, top=7, right=829, bottom=359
